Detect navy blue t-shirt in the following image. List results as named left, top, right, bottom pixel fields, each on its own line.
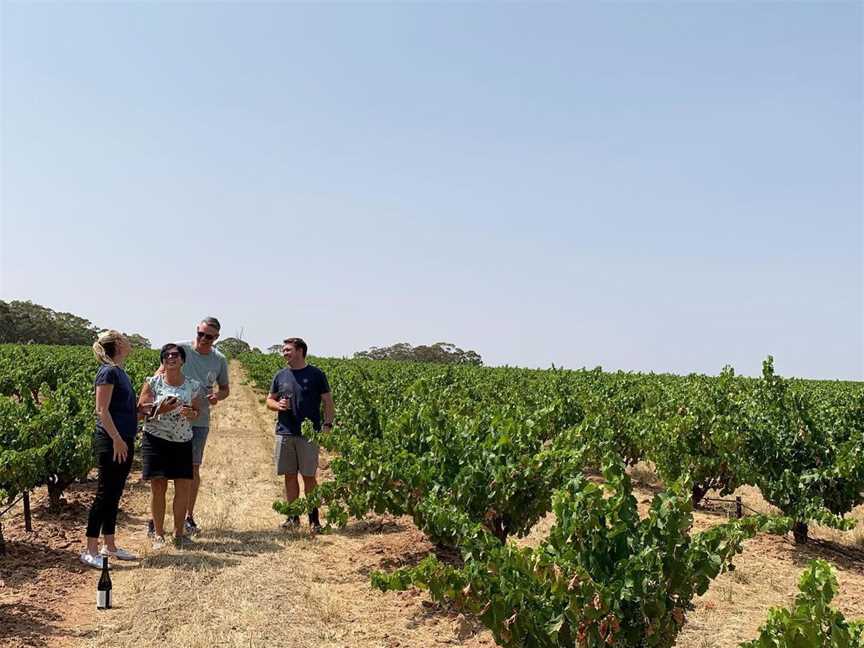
left=269, top=365, right=331, bottom=436
left=94, top=364, right=138, bottom=441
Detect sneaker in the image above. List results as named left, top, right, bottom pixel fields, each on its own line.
left=184, top=516, right=200, bottom=536
left=281, top=515, right=301, bottom=530
left=79, top=551, right=108, bottom=570
left=100, top=546, right=138, bottom=561
left=147, top=519, right=155, bottom=539
left=152, top=535, right=166, bottom=550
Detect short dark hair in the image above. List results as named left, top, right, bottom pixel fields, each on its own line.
left=283, top=337, right=308, bottom=357
left=160, top=343, right=186, bottom=363
left=201, top=317, right=221, bottom=331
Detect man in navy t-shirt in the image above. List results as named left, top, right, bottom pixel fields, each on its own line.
left=265, top=337, right=335, bottom=530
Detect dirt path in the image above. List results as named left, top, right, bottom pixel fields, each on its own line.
left=78, top=361, right=494, bottom=648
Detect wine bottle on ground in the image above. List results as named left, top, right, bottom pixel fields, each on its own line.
left=97, top=556, right=112, bottom=609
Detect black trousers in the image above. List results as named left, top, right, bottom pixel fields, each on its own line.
left=86, top=433, right=134, bottom=538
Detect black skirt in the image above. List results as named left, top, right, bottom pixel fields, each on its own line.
left=141, top=432, right=193, bottom=480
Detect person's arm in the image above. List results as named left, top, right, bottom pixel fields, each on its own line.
left=266, top=373, right=289, bottom=412
left=96, top=383, right=128, bottom=463
left=137, top=380, right=156, bottom=418
left=266, top=392, right=290, bottom=412
left=321, top=392, right=335, bottom=429
left=181, top=393, right=203, bottom=421
left=138, top=380, right=180, bottom=418
left=209, top=358, right=230, bottom=405
left=211, top=382, right=229, bottom=404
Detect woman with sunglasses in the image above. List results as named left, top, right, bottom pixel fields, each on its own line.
left=138, top=343, right=203, bottom=549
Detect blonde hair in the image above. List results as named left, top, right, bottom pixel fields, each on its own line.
left=92, top=330, right=126, bottom=366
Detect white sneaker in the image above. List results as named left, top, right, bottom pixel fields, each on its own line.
left=152, top=535, right=166, bottom=550
left=79, top=551, right=107, bottom=569
left=100, top=546, right=138, bottom=561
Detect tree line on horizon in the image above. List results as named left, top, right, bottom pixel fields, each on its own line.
left=0, top=300, right=150, bottom=348
left=265, top=340, right=483, bottom=365
left=0, top=301, right=483, bottom=366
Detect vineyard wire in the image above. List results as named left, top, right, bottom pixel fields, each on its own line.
left=0, top=491, right=28, bottom=556
left=0, top=492, right=26, bottom=518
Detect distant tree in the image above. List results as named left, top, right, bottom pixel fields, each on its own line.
left=0, top=300, right=96, bottom=345
left=354, top=341, right=482, bottom=366
left=267, top=344, right=283, bottom=354
left=215, top=337, right=252, bottom=358
left=125, top=333, right=152, bottom=349
left=0, top=300, right=19, bottom=343
left=0, top=300, right=148, bottom=348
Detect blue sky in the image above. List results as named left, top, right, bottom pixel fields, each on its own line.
left=1, top=2, right=861, bottom=379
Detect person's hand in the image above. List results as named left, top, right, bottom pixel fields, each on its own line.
left=112, top=437, right=129, bottom=463
left=180, top=405, right=197, bottom=421
left=207, top=393, right=219, bottom=406
left=277, top=397, right=291, bottom=412
left=138, top=401, right=155, bottom=417
left=157, top=397, right=180, bottom=415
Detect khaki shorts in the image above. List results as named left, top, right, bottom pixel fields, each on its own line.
left=274, top=435, right=319, bottom=477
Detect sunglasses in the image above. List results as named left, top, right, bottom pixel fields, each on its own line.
left=163, top=351, right=182, bottom=360
left=196, top=331, right=217, bottom=341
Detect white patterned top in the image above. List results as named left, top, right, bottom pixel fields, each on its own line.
left=142, top=375, right=202, bottom=442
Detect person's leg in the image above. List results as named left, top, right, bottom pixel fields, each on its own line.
left=172, top=479, right=192, bottom=537
left=101, top=449, right=134, bottom=552
left=284, top=473, right=300, bottom=502
left=85, top=443, right=113, bottom=555
left=187, top=426, right=208, bottom=519
left=142, top=433, right=158, bottom=537
left=297, top=437, right=319, bottom=494
left=298, top=437, right=320, bottom=527
left=301, top=475, right=320, bottom=527
left=276, top=435, right=301, bottom=501
left=151, top=479, right=168, bottom=536
left=188, top=465, right=201, bottom=515
left=276, top=435, right=301, bottom=527
left=301, top=474, right=317, bottom=495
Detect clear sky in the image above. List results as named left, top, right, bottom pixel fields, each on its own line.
left=1, top=2, right=861, bottom=379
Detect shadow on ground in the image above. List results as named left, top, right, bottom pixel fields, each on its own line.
left=332, top=516, right=407, bottom=538
left=141, top=527, right=290, bottom=569
left=0, top=601, right=71, bottom=648
left=788, top=537, right=864, bottom=576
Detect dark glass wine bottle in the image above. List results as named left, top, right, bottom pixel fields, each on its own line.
left=97, top=556, right=112, bottom=609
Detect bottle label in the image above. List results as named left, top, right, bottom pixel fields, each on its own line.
left=97, top=591, right=111, bottom=609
